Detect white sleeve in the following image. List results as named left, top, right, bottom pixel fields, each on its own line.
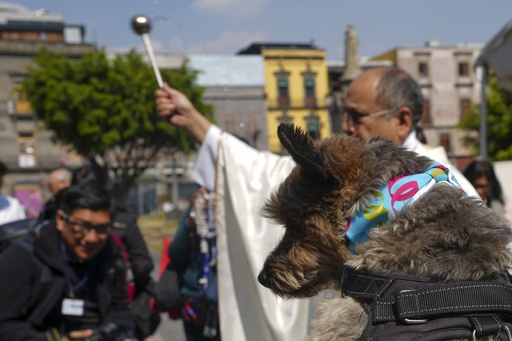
left=192, top=125, right=222, bottom=191
left=13, top=199, right=26, bottom=220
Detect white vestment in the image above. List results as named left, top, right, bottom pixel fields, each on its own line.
left=193, top=127, right=478, bottom=341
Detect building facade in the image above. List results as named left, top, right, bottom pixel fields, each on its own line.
left=0, top=2, right=95, bottom=216
left=371, top=41, right=483, bottom=167
left=187, top=55, right=268, bottom=150
left=238, top=43, right=331, bottom=153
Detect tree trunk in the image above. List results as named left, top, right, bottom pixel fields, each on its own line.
left=112, top=178, right=134, bottom=209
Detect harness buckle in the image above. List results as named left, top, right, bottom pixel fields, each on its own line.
left=472, top=325, right=512, bottom=340
left=399, top=290, right=428, bottom=325
left=505, top=326, right=512, bottom=340
left=403, top=317, right=428, bottom=325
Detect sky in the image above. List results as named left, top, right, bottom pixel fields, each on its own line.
left=6, top=1, right=512, bottom=60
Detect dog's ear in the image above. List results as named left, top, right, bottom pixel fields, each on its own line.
left=277, top=123, right=328, bottom=180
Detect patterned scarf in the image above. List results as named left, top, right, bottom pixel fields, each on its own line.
left=345, top=163, right=465, bottom=254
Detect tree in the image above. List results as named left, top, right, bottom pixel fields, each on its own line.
left=458, top=74, right=512, bottom=161
left=23, top=48, right=214, bottom=206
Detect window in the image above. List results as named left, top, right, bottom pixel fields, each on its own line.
left=275, top=69, right=291, bottom=108
left=440, top=133, right=451, bottom=154
left=460, top=98, right=471, bottom=119
left=277, top=77, right=289, bottom=107
left=305, top=113, right=320, bottom=140
left=422, top=99, right=431, bottom=125
left=304, top=77, right=316, bottom=108
left=418, top=62, right=429, bottom=78
left=277, top=111, right=293, bottom=125
left=12, top=84, right=32, bottom=113
left=458, top=62, right=469, bottom=77
left=17, top=132, right=36, bottom=168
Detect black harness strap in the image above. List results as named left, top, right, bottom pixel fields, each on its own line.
left=468, top=315, right=512, bottom=338
left=341, top=266, right=512, bottom=340
left=374, top=281, right=512, bottom=323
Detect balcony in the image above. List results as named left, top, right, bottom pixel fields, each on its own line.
left=267, top=97, right=321, bottom=110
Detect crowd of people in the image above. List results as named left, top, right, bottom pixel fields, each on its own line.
left=0, top=163, right=156, bottom=340
left=0, top=66, right=510, bottom=341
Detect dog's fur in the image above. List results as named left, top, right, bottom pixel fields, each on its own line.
left=258, top=124, right=512, bottom=340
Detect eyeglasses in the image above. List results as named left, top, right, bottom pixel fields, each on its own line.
left=344, top=107, right=397, bottom=126
left=61, top=212, right=111, bottom=236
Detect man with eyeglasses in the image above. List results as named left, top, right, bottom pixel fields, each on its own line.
left=340, top=67, right=477, bottom=197
left=154, top=66, right=478, bottom=341
left=0, top=184, right=136, bottom=341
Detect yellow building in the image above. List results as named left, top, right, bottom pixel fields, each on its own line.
left=238, top=43, right=331, bottom=153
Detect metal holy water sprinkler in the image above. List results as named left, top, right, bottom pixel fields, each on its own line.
left=131, top=15, right=163, bottom=88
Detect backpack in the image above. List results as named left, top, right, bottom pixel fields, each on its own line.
left=111, top=232, right=161, bottom=339
left=0, top=218, right=41, bottom=253
left=111, top=232, right=136, bottom=301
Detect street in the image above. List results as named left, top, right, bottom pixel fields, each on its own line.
left=147, top=250, right=186, bottom=341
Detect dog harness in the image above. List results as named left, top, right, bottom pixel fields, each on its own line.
left=341, top=266, right=512, bottom=341
left=345, top=163, right=465, bottom=253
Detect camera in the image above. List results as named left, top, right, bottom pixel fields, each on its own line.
left=82, top=322, right=118, bottom=341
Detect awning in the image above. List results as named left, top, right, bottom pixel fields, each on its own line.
left=475, top=19, right=512, bottom=160
left=476, top=20, right=512, bottom=90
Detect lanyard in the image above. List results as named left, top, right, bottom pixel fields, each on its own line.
left=60, top=241, right=92, bottom=298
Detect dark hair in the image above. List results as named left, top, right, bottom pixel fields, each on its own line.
left=463, top=161, right=504, bottom=205
left=71, top=164, right=109, bottom=189
left=415, top=126, right=428, bottom=144
left=56, top=184, right=112, bottom=215
left=0, top=161, right=7, bottom=176
left=375, top=67, right=424, bottom=129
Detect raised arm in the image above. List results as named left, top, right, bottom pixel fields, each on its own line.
left=155, top=83, right=212, bottom=144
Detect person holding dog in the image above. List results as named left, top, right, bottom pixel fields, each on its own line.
left=154, top=66, right=478, bottom=341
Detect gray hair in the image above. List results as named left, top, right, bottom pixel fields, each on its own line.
left=375, top=67, right=424, bottom=128
left=51, top=168, right=72, bottom=182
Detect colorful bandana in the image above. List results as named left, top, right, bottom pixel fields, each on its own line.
left=345, top=163, right=465, bottom=254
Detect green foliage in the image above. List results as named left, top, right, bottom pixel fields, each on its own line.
left=23, top=47, right=214, bottom=204
left=458, top=75, right=512, bottom=161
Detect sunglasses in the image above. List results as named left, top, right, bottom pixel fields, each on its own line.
left=344, top=107, right=397, bottom=126
left=61, top=212, right=111, bottom=236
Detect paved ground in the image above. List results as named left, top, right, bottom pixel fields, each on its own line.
left=146, top=250, right=186, bottom=341
left=138, top=215, right=186, bottom=341
left=146, top=315, right=186, bottom=341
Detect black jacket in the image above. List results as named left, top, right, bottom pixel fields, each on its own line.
left=112, top=209, right=153, bottom=292
left=38, top=207, right=154, bottom=293
left=0, top=222, right=134, bottom=341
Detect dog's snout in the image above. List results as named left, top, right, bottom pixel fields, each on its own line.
left=258, top=269, right=271, bottom=288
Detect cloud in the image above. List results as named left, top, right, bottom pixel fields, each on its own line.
left=192, top=0, right=269, bottom=16
left=179, top=30, right=268, bottom=54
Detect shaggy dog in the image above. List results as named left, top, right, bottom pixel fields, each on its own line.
left=258, top=124, right=512, bottom=341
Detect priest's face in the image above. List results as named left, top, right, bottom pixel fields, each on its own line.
left=341, top=69, right=409, bottom=145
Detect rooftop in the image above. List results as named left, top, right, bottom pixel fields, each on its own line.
left=188, top=55, right=265, bottom=86
left=237, top=42, right=320, bottom=55
left=0, top=2, right=63, bottom=24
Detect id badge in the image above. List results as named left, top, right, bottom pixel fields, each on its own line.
left=61, top=298, right=85, bottom=316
